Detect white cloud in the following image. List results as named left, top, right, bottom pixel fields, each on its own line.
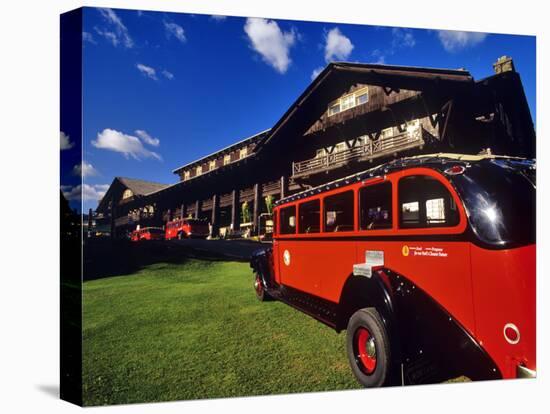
left=210, top=15, right=227, bottom=21
left=392, top=28, right=415, bottom=48
left=437, top=30, right=488, bottom=52
left=161, top=69, right=174, bottom=80
left=311, top=66, right=324, bottom=81
left=164, top=22, right=186, bottom=43
left=60, top=131, right=74, bottom=150
left=135, top=130, right=160, bottom=147
left=92, top=128, right=162, bottom=161
left=136, top=63, right=157, bottom=80
left=94, top=27, right=118, bottom=46
left=371, top=49, right=386, bottom=64
left=82, top=32, right=96, bottom=45
left=244, top=18, right=296, bottom=74
left=324, top=27, right=354, bottom=62
left=72, top=161, right=99, bottom=177
left=96, top=8, right=133, bottom=48
left=62, top=184, right=110, bottom=203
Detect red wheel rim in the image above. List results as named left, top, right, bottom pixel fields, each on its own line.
left=254, top=274, right=263, bottom=296
left=355, top=327, right=377, bottom=374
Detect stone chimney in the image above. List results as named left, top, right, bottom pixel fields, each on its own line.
left=493, top=56, right=515, bottom=74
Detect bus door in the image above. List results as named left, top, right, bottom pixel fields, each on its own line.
left=276, top=203, right=322, bottom=296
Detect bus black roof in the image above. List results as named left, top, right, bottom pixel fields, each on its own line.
left=275, top=153, right=534, bottom=207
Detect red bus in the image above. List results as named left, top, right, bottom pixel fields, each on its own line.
left=130, top=227, right=165, bottom=242
left=250, top=154, right=536, bottom=387
left=165, top=217, right=209, bottom=240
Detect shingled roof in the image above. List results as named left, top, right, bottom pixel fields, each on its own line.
left=116, top=177, right=169, bottom=196
left=96, top=177, right=169, bottom=213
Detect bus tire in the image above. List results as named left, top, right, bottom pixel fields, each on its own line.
left=177, top=232, right=185, bottom=240
left=254, top=273, right=271, bottom=301
left=346, top=308, right=393, bottom=387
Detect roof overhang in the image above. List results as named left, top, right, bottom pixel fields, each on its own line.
left=254, top=62, right=474, bottom=158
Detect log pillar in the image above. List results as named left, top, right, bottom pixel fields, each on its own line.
left=231, top=189, right=240, bottom=232
left=280, top=175, right=288, bottom=199
left=253, top=183, right=262, bottom=235
left=181, top=203, right=187, bottom=219
left=210, top=194, right=220, bottom=238
left=194, top=200, right=201, bottom=219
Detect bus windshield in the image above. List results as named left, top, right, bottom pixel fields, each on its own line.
left=451, top=159, right=535, bottom=248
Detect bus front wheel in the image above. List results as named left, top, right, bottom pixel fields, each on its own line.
left=346, top=308, right=393, bottom=387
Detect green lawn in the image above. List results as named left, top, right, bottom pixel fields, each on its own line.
left=83, top=257, right=360, bottom=406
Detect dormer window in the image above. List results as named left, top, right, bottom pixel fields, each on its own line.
left=223, top=154, right=231, bottom=165
left=239, top=147, right=248, bottom=159
left=327, top=86, right=369, bottom=117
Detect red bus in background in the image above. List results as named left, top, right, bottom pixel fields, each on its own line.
left=251, top=154, right=536, bottom=387
left=130, top=227, right=165, bottom=242
left=165, top=217, right=210, bottom=240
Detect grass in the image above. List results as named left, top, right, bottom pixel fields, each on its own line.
left=83, top=257, right=361, bottom=406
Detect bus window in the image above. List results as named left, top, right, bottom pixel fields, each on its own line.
left=359, top=182, right=392, bottom=230
left=399, top=175, right=459, bottom=228
left=298, top=199, right=321, bottom=234
left=324, top=191, right=354, bottom=232
left=280, top=206, right=297, bottom=234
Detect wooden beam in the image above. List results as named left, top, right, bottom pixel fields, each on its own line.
left=210, top=194, right=220, bottom=238
left=253, top=183, right=262, bottom=235
left=231, top=189, right=240, bottom=231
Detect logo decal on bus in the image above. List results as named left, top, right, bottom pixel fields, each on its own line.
left=402, top=245, right=410, bottom=256
left=283, top=250, right=291, bottom=266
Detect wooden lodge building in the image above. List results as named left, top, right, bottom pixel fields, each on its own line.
left=96, top=57, right=535, bottom=238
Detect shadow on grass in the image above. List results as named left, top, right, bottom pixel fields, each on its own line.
left=83, top=239, right=233, bottom=281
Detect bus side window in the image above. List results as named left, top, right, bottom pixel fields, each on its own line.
left=324, top=191, right=354, bottom=232
left=399, top=175, right=459, bottom=228
left=359, top=182, right=392, bottom=230
left=280, top=205, right=297, bottom=234
left=273, top=210, right=278, bottom=235
left=298, top=199, right=320, bottom=234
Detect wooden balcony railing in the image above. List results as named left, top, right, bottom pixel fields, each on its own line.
left=292, top=126, right=424, bottom=178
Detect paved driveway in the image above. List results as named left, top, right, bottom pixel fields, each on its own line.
left=170, top=238, right=270, bottom=261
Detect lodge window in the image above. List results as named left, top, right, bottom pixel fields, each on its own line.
left=223, top=154, right=231, bottom=165
left=324, top=191, right=354, bottom=232
left=239, top=148, right=248, bottom=159
left=327, top=87, right=369, bottom=117
left=298, top=199, right=321, bottom=234
left=196, top=165, right=202, bottom=175
left=398, top=175, right=459, bottom=228
left=334, top=142, right=346, bottom=153
left=315, top=148, right=327, bottom=158
left=183, top=170, right=190, bottom=180
left=356, top=90, right=369, bottom=105
left=279, top=206, right=296, bottom=235
left=381, top=127, right=393, bottom=140
left=122, top=189, right=133, bottom=200
left=359, top=182, right=392, bottom=230
left=209, top=160, right=217, bottom=170
left=328, top=103, right=340, bottom=116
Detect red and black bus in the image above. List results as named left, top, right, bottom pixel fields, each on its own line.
left=250, top=154, right=535, bottom=387
left=165, top=217, right=210, bottom=240
left=130, top=227, right=165, bottom=242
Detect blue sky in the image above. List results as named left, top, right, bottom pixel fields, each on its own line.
left=60, top=7, right=536, bottom=212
